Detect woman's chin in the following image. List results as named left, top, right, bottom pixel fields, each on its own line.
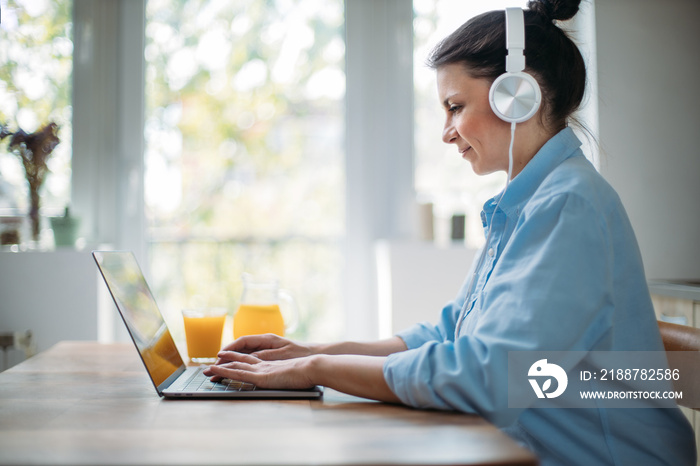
left=469, top=163, right=501, bottom=177
left=467, top=161, right=487, bottom=176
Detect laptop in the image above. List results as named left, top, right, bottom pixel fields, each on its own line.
left=93, top=250, right=323, bottom=399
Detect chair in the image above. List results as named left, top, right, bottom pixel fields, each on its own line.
left=658, top=320, right=700, bottom=410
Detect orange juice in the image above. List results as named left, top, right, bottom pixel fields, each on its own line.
left=233, top=303, right=285, bottom=338
left=183, top=311, right=226, bottom=361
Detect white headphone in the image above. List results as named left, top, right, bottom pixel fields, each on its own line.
left=489, top=7, right=541, bottom=123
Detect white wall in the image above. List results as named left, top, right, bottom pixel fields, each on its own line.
left=595, top=0, right=700, bottom=280
left=376, top=240, right=476, bottom=337
left=0, top=251, right=100, bottom=369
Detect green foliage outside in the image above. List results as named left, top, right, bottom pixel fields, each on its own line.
left=144, top=0, right=346, bottom=344
left=0, top=0, right=72, bottom=215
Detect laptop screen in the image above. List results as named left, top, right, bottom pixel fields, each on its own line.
left=93, top=251, right=184, bottom=387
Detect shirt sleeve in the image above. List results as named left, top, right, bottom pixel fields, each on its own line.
left=384, top=192, right=615, bottom=427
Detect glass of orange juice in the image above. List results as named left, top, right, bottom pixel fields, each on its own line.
left=233, top=274, right=299, bottom=339
left=182, top=307, right=227, bottom=364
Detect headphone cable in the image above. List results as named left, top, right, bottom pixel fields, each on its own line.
left=454, top=121, right=516, bottom=339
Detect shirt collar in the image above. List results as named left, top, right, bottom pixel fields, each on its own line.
left=483, top=127, right=583, bottom=217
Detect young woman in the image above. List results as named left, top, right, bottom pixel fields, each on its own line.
left=206, top=1, right=696, bottom=464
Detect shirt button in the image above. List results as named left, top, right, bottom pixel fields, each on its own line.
left=487, top=248, right=495, bottom=257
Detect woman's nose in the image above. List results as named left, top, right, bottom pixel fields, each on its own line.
left=442, top=121, right=457, bottom=144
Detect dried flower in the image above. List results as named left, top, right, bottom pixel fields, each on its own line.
left=7, top=122, right=60, bottom=189
left=2, top=122, right=61, bottom=241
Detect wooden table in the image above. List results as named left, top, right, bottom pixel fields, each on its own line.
left=0, top=342, right=537, bottom=465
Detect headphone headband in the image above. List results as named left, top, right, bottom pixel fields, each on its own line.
left=505, top=8, right=526, bottom=73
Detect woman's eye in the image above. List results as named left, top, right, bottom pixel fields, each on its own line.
left=449, top=105, right=462, bottom=113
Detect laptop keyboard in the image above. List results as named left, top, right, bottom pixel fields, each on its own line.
left=183, top=369, right=256, bottom=392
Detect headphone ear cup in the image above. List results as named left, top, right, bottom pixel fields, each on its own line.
left=489, top=72, right=542, bottom=123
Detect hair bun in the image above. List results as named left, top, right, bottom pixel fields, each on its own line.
left=527, top=0, right=581, bottom=22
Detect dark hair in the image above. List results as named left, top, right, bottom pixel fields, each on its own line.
left=427, top=0, right=586, bottom=132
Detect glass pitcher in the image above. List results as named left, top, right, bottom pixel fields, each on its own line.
left=233, top=274, right=299, bottom=339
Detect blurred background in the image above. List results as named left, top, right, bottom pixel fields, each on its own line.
left=1, top=0, right=698, bottom=370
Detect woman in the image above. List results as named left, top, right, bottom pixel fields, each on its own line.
left=205, top=0, right=696, bottom=464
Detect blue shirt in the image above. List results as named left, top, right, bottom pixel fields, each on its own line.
left=383, top=127, right=696, bottom=466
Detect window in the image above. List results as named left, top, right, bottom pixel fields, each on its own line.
left=144, top=0, right=345, bottom=345
left=0, top=0, right=72, bottom=229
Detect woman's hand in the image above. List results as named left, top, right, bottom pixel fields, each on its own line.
left=219, top=334, right=314, bottom=361
left=203, top=351, right=317, bottom=389
left=204, top=335, right=405, bottom=403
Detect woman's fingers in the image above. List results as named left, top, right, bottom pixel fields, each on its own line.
left=251, top=347, right=290, bottom=361
left=203, top=351, right=260, bottom=380
left=222, top=334, right=286, bottom=354
left=207, top=362, right=260, bottom=385
left=216, top=351, right=261, bottom=365
left=218, top=334, right=311, bottom=361
left=205, top=353, right=262, bottom=383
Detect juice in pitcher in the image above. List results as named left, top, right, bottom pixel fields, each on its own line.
left=233, top=274, right=298, bottom=339
left=233, top=303, right=286, bottom=338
